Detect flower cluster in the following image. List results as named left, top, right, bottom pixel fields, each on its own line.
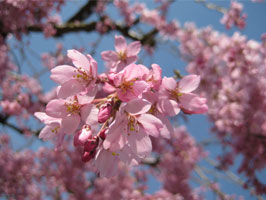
left=0, top=134, right=206, bottom=200
left=35, top=35, right=208, bottom=177
left=151, top=126, right=205, bottom=200
left=178, top=23, right=266, bottom=194
left=0, top=0, right=64, bottom=39
left=220, top=1, right=247, bottom=30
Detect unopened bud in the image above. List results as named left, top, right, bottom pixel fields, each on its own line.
left=84, top=136, right=99, bottom=152
left=74, top=125, right=92, bottom=146
left=82, top=151, right=96, bottom=162
left=98, top=104, right=112, bottom=123
left=99, top=128, right=107, bottom=140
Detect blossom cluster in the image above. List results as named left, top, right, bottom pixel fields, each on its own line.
left=35, top=35, right=208, bottom=177
left=220, top=1, right=247, bottom=30
left=178, top=23, right=266, bottom=194
left=151, top=126, right=205, bottom=200
left=0, top=0, right=64, bottom=39
left=0, top=133, right=206, bottom=200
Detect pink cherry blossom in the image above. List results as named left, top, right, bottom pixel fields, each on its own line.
left=103, top=99, right=163, bottom=158
left=50, top=49, right=98, bottom=98
left=34, top=112, right=65, bottom=148
left=158, top=75, right=208, bottom=116
left=101, top=35, right=141, bottom=72
left=45, top=95, right=98, bottom=135
left=111, top=63, right=150, bottom=102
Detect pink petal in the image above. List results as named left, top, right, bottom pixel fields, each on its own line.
left=67, top=49, right=90, bottom=73
left=103, top=116, right=128, bottom=151
left=151, top=64, right=162, bottom=81
left=77, top=89, right=96, bottom=104
left=162, top=77, right=177, bottom=91
left=87, top=54, right=98, bottom=78
left=124, top=64, right=149, bottom=81
left=125, top=99, right=151, bottom=115
left=85, top=81, right=98, bottom=99
left=46, top=99, right=68, bottom=118
left=126, top=41, right=141, bottom=56
left=157, top=99, right=180, bottom=116
left=179, top=75, right=200, bottom=93
left=118, top=145, right=140, bottom=166
left=34, top=112, right=61, bottom=124
left=55, top=131, right=65, bottom=150
left=39, top=123, right=58, bottom=141
left=112, top=72, right=123, bottom=87
left=61, top=114, right=80, bottom=134
left=57, top=79, right=85, bottom=98
left=142, top=91, right=157, bottom=104
left=80, top=104, right=99, bottom=125
left=114, top=35, right=127, bottom=52
left=180, top=93, right=208, bottom=114
left=124, top=55, right=138, bottom=66
left=50, top=65, right=76, bottom=84
left=132, top=80, right=150, bottom=98
left=155, top=113, right=173, bottom=139
left=137, top=114, right=163, bottom=137
left=102, top=82, right=116, bottom=94
left=95, top=149, right=119, bottom=178
left=101, top=51, right=118, bottom=62
left=128, top=129, right=152, bottom=158
left=116, top=89, right=136, bottom=102
left=150, top=64, right=162, bottom=90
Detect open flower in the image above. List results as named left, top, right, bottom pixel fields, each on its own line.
left=111, top=63, right=150, bottom=102
left=101, top=35, right=141, bottom=72
left=103, top=98, right=164, bottom=159
left=50, top=49, right=98, bottom=99
left=158, top=75, right=208, bottom=115
left=34, top=112, right=65, bottom=148
left=45, top=95, right=98, bottom=135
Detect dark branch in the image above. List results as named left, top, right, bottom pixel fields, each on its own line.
left=27, top=21, right=158, bottom=46
left=0, top=113, right=40, bottom=136
left=67, top=0, right=98, bottom=23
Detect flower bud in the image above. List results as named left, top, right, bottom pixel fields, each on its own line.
left=99, top=128, right=107, bottom=141
left=74, top=125, right=92, bottom=146
left=84, top=136, right=99, bottom=152
left=98, top=104, right=112, bottom=123
left=82, top=151, right=96, bottom=162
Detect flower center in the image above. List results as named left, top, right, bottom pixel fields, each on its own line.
left=65, top=101, right=81, bottom=114
left=170, top=88, right=182, bottom=102
left=119, top=80, right=134, bottom=94
left=118, top=51, right=127, bottom=61
left=126, top=115, right=140, bottom=134
left=51, top=126, right=60, bottom=134
left=73, top=67, right=93, bottom=83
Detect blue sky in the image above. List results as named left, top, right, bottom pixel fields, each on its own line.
left=6, top=0, right=266, bottom=199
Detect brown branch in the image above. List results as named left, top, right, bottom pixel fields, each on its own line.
left=27, top=21, right=158, bottom=46
left=0, top=113, right=40, bottom=136
left=67, top=0, right=98, bottom=23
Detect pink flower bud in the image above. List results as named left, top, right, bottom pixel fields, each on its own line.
left=82, top=151, right=96, bottom=162
left=99, top=128, right=107, bottom=140
left=84, top=136, right=99, bottom=152
left=74, top=125, right=92, bottom=146
left=98, top=104, right=112, bottom=123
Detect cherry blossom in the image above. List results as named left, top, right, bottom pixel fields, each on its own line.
left=101, top=35, right=141, bottom=72
left=50, top=49, right=98, bottom=99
